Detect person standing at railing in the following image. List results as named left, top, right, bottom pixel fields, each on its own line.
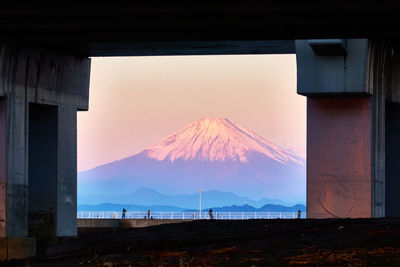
left=147, top=209, right=151, bottom=219
left=209, top=208, right=214, bottom=219
left=297, top=210, right=301, bottom=219
left=122, top=208, right=127, bottom=219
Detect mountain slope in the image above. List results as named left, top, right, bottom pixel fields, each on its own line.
left=144, top=118, right=303, bottom=164
left=78, top=118, right=305, bottom=202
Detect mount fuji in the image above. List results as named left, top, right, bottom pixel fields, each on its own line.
left=78, top=118, right=306, bottom=203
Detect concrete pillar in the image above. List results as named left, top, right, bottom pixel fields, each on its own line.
left=307, top=97, right=372, bottom=218
left=0, top=98, right=6, bottom=237
left=297, top=39, right=400, bottom=218
left=56, top=105, right=78, bottom=237
left=0, top=44, right=90, bottom=259
left=6, top=97, right=29, bottom=237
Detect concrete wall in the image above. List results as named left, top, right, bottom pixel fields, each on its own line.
left=77, top=219, right=193, bottom=229
left=0, top=44, right=90, bottom=239
left=307, top=97, right=372, bottom=218
left=0, top=99, right=5, bottom=237
left=57, top=105, right=78, bottom=236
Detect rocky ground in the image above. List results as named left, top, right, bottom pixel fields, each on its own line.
left=4, top=218, right=400, bottom=266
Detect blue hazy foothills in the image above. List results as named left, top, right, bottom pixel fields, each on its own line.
left=78, top=187, right=306, bottom=213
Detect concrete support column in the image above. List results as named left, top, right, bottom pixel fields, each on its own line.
left=0, top=44, right=90, bottom=259
left=0, top=98, right=6, bottom=237
left=307, top=97, right=372, bottom=218
left=297, top=39, right=400, bottom=218
left=6, top=98, right=28, bottom=237
left=57, top=105, right=77, bottom=237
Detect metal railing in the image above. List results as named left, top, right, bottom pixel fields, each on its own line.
left=77, top=211, right=306, bottom=219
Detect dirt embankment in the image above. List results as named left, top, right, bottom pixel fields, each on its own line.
left=4, top=218, right=400, bottom=266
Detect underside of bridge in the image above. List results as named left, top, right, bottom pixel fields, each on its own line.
left=1, top=1, right=400, bottom=260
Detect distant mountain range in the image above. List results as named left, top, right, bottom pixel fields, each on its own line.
left=78, top=203, right=186, bottom=212
left=78, top=118, right=306, bottom=203
left=78, top=202, right=306, bottom=213
left=78, top=187, right=299, bottom=209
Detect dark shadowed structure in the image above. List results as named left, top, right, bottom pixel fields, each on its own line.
left=1, top=1, right=400, bottom=259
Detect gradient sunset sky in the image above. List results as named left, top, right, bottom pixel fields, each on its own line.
left=77, top=55, right=305, bottom=172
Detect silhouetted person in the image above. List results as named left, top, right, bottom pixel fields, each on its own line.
left=122, top=208, right=127, bottom=219
left=209, top=208, right=214, bottom=219
left=297, top=210, right=301, bottom=219
left=147, top=209, right=151, bottom=219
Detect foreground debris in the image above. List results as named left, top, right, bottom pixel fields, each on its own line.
left=4, top=218, right=400, bottom=266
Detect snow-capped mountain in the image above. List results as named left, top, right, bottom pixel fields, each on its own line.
left=145, top=118, right=303, bottom=165
left=78, top=118, right=305, bottom=203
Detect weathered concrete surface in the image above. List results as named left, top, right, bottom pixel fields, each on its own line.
left=78, top=219, right=121, bottom=229
left=0, top=45, right=90, bottom=110
left=0, top=237, right=36, bottom=260
left=307, top=97, right=372, bottom=218
left=57, top=106, right=78, bottom=237
left=0, top=44, right=90, bottom=260
left=296, top=39, right=370, bottom=95
left=6, top=98, right=28, bottom=237
left=0, top=99, right=6, bottom=238
left=298, top=39, right=400, bottom=218
left=78, top=219, right=194, bottom=229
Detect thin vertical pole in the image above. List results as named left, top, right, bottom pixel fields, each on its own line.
left=199, top=189, right=202, bottom=219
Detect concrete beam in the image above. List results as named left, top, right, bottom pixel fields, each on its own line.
left=85, top=40, right=295, bottom=57
left=2, top=2, right=400, bottom=56
left=296, top=39, right=370, bottom=95
left=0, top=45, right=91, bottom=110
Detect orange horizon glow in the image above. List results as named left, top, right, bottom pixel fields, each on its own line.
left=77, top=55, right=305, bottom=172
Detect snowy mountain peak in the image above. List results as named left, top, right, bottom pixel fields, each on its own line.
left=143, top=117, right=303, bottom=165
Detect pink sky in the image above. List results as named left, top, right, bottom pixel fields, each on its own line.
left=77, top=55, right=305, bottom=172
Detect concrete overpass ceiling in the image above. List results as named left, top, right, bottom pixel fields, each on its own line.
left=1, top=1, right=400, bottom=56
